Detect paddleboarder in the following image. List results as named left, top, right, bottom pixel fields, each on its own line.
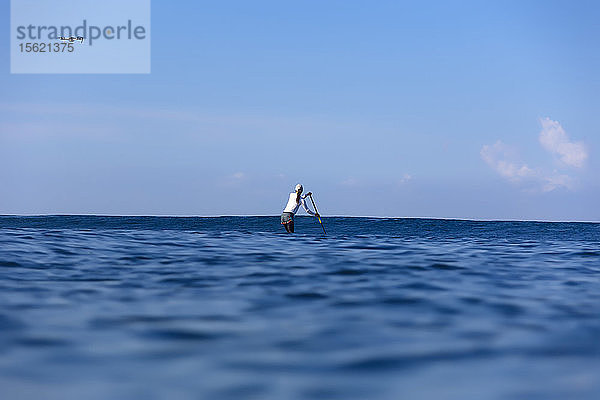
left=281, top=184, right=320, bottom=233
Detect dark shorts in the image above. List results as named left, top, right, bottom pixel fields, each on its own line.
left=281, top=212, right=294, bottom=225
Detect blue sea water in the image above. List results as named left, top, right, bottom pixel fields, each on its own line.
left=0, top=215, right=599, bottom=400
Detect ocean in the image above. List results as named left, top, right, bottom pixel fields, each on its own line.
left=1, top=215, right=599, bottom=400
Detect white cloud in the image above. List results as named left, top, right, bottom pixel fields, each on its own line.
left=542, top=173, right=573, bottom=192
left=399, top=173, right=412, bottom=184
left=341, top=177, right=358, bottom=186
left=218, top=172, right=247, bottom=188
left=480, top=141, right=536, bottom=181
left=539, top=117, right=587, bottom=168
left=481, top=118, right=588, bottom=193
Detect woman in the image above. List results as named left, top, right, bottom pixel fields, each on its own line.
left=281, top=184, right=319, bottom=233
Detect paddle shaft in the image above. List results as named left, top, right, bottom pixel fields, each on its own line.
left=308, top=194, right=326, bottom=235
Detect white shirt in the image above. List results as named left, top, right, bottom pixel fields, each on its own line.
left=283, top=192, right=315, bottom=215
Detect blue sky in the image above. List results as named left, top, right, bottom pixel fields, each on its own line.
left=1, top=1, right=599, bottom=220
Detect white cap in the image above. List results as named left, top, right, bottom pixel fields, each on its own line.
left=295, top=184, right=303, bottom=192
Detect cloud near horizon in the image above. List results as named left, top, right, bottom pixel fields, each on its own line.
left=399, top=173, right=412, bottom=184
left=480, top=141, right=536, bottom=182
left=542, top=173, right=573, bottom=192
left=539, top=118, right=587, bottom=168
left=481, top=118, right=587, bottom=192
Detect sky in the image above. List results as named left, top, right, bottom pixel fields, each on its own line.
left=1, top=0, right=599, bottom=220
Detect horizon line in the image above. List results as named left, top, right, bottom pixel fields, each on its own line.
left=1, top=214, right=598, bottom=224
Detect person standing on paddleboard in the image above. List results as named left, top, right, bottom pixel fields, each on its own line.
left=281, top=184, right=319, bottom=233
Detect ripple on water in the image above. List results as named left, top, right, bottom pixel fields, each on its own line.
left=339, top=347, right=497, bottom=371
left=140, top=328, right=230, bottom=342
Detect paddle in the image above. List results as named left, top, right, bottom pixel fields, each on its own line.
left=308, top=193, right=326, bottom=235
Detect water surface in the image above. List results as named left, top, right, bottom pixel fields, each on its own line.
left=1, top=216, right=599, bottom=399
